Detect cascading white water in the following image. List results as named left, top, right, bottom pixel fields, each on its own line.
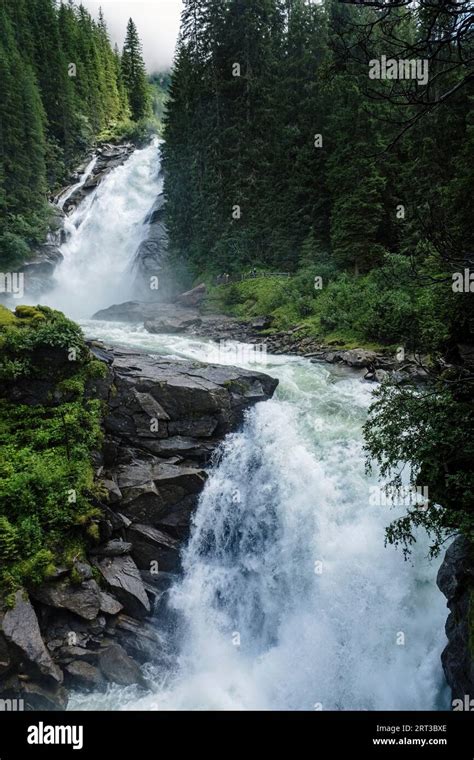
left=69, top=327, right=449, bottom=712
left=44, top=140, right=162, bottom=319
left=56, top=156, right=98, bottom=210
left=44, top=143, right=448, bottom=712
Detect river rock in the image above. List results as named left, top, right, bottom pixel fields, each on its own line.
left=115, top=458, right=206, bottom=525
left=114, top=614, right=166, bottom=664
left=1, top=591, right=62, bottom=683
left=176, top=283, right=207, bottom=308
left=99, top=592, right=123, bottom=616
left=340, top=349, right=377, bottom=368
left=95, top=555, right=150, bottom=619
left=127, top=523, right=181, bottom=573
left=97, top=643, right=147, bottom=688
left=144, top=315, right=202, bottom=334
left=107, top=350, right=278, bottom=439
left=30, top=579, right=102, bottom=621
left=19, top=679, right=69, bottom=711
left=65, top=660, right=105, bottom=690
left=18, top=244, right=64, bottom=299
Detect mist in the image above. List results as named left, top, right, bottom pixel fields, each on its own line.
left=81, top=0, right=183, bottom=72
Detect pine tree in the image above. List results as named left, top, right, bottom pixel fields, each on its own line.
left=121, top=18, right=151, bottom=121
left=0, top=0, right=134, bottom=267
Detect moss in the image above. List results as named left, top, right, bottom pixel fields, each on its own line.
left=14, top=305, right=46, bottom=322
left=0, top=305, right=16, bottom=328
left=0, top=306, right=107, bottom=591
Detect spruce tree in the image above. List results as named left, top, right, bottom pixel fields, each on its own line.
left=121, top=18, right=151, bottom=121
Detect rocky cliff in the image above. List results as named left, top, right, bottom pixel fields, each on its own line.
left=437, top=537, right=474, bottom=704
left=0, top=341, right=278, bottom=709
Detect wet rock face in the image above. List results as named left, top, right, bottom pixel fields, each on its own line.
left=437, top=537, right=474, bottom=703
left=131, top=193, right=174, bottom=302
left=0, top=345, right=279, bottom=709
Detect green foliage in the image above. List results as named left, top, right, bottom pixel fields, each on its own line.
left=121, top=18, right=151, bottom=121
left=364, top=376, right=474, bottom=558
left=210, top=254, right=456, bottom=353
left=0, top=1, right=148, bottom=267
left=0, top=305, right=87, bottom=381
left=0, top=307, right=105, bottom=589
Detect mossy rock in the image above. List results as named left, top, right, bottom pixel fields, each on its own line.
left=0, top=305, right=16, bottom=329
left=14, top=305, right=46, bottom=322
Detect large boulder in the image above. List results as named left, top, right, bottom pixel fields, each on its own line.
left=339, top=349, right=377, bottom=368
left=114, top=458, right=206, bottom=525
left=97, top=643, right=147, bottom=688
left=1, top=591, right=63, bottom=683
left=106, top=350, right=279, bottom=445
left=176, top=283, right=207, bottom=308
left=18, top=244, right=64, bottom=299
left=114, top=614, right=166, bottom=664
left=30, top=579, right=102, bottom=621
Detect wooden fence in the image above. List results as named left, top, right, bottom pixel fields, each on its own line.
left=215, top=272, right=291, bottom=286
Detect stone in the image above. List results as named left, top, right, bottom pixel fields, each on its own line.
left=90, top=540, right=133, bottom=557
left=251, top=316, right=272, bottom=330
left=437, top=537, right=474, bottom=700
left=65, top=660, right=105, bottom=690
left=1, top=591, right=62, bottom=683
left=95, top=555, right=150, bottom=619
left=144, top=316, right=202, bottom=334
left=99, top=592, right=123, bottom=616
left=100, top=478, right=122, bottom=504
left=19, top=680, right=68, bottom=711
left=30, top=579, right=101, bottom=621
left=127, top=523, right=181, bottom=573
left=340, top=349, right=377, bottom=368
left=115, top=459, right=205, bottom=524
left=176, top=283, right=207, bottom=308
left=73, top=562, right=93, bottom=582
left=97, top=644, right=147, bottom=688
left=114, top=614, right=165, bottom=663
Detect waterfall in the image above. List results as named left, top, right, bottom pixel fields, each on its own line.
left=40, top=141, right=447, bottom=713
left=56, top=156, right=98, bottom=211
left=68, top=340, right=448, bottom=711
left=44, top=140, right=162, bottom=319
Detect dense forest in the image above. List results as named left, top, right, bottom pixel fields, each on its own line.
left=0, top=0, right=152, bottom=268
left=164, top=0, right=474, bottom=555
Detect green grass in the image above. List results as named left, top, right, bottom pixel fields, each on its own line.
left=204, top=276, right=386, bottom=348
left=201, top=255, right=452, bottom=356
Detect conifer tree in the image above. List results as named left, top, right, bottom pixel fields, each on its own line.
left=121, top=18, right=151, bottom=121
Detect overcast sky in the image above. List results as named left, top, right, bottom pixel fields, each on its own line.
left=81, top=0, right=183, bottom=73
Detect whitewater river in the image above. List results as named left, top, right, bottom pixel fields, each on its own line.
left=43, top=142, right=449, bottom=711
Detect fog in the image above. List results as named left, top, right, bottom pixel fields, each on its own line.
left=81, top=0, right=183, bottom=72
